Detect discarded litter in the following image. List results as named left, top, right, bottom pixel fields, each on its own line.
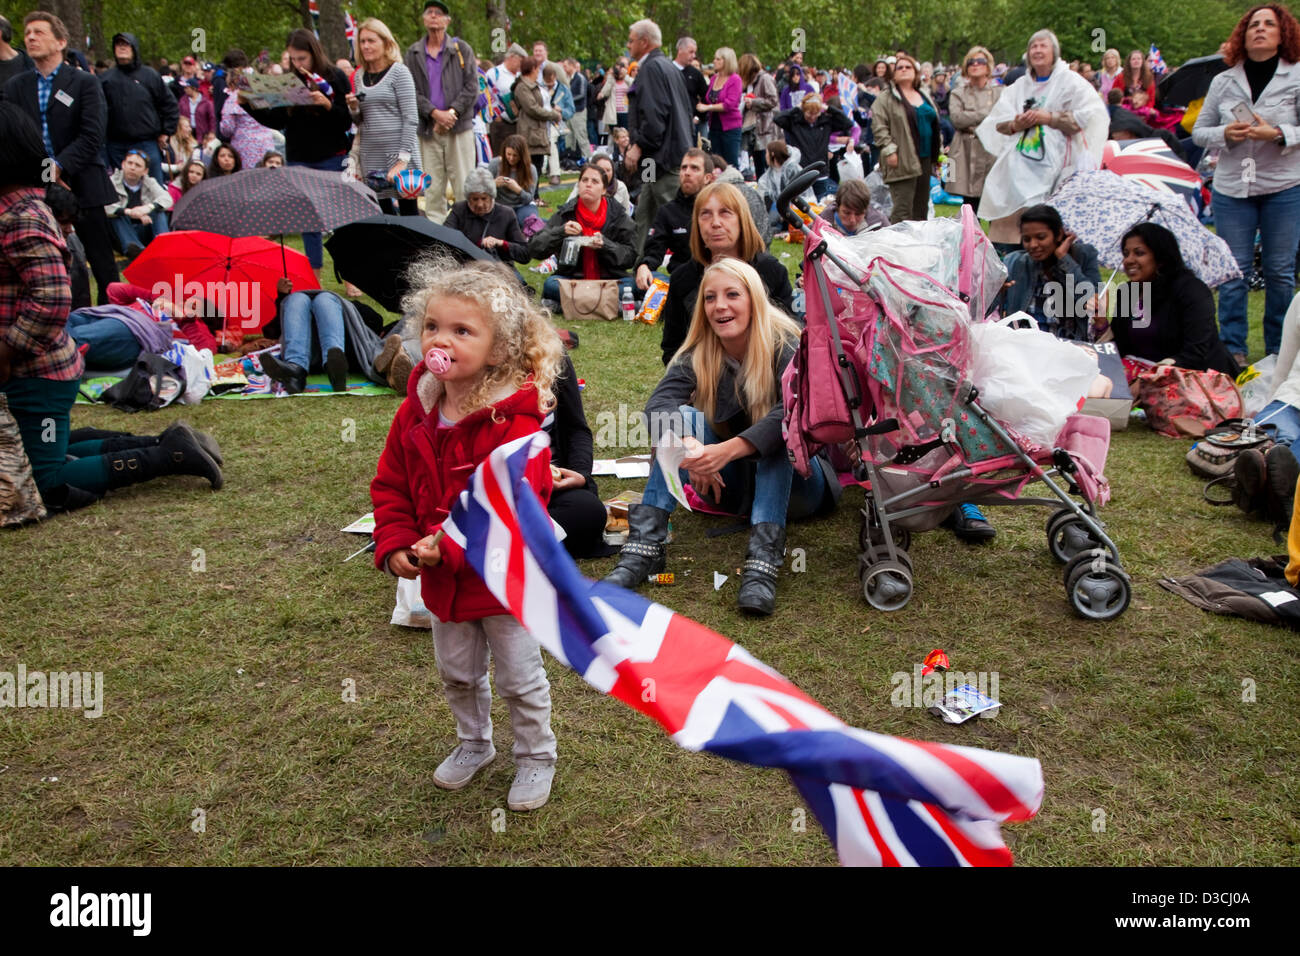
left=713, top=572, right=728, bottom=590
left=930, top=684, right=1001, bottom=724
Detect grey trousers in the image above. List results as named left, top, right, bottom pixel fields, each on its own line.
left=432, top=614, right=557, bottom=765
left=633, top=169, right=681, bottom=256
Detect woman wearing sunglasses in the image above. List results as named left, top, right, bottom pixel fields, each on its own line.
left=947, top=46, right=1002, bottom=207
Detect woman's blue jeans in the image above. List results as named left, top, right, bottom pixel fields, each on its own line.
left=541, top=275, right=638, bottom=304
left=1256, top=399, right=1300, bottom=446
left=640, top=405, right=825, bottom=526
left=66, top=312, right=141, bottom=370
left=712, top=127, right=742, bottom=168
left=1212, top=183, right=1300, bottom=355
left=280, top=292, right=345, bottom=370
left=288, top=154, right=347, bottom=268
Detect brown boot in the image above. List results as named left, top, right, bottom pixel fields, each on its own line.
left=387, top=347, right=415, bottom=396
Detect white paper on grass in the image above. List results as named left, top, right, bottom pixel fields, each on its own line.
left=592, top=455, right=652, bottom=478
left=654, top=432, right=694, bottom=512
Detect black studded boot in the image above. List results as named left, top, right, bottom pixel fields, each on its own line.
left=603, top=503, right=670, bottom=589
left=737, top=522, right=785, bottom=616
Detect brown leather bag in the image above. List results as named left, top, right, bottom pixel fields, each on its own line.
left=557, top=278, right=621, bottom=321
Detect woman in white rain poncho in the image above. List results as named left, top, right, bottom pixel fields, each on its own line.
left=976, top=30, right=1108, bottom=244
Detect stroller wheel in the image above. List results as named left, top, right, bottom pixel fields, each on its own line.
left=862, top=559, right=914, bottom=612
left=860, top=511, right=911, bottom=553
left=860, top=543, right=913, bottom=573
left=1065, top=556, right=1131, bottom=621
left=1047, top=512, right=1102, bottom=564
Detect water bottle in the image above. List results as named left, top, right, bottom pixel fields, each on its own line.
left=621, top=285, right=636, bottom=322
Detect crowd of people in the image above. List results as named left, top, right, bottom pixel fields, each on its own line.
left=6, top=4, right=1300, bottom=814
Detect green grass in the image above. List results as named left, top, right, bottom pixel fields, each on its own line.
left=0, top=182, right=1297, bottom=866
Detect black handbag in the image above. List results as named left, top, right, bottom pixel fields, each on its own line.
left=101, top=350, right=186, bottom=412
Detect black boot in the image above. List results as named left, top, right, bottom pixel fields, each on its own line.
left=325, top=347, right=349, bottom=393
left=260, top=353, right=308, bottom=394
left=603, top=504, right=670, bottom=589
left=737, top=522, right=785, bottom=617
left=1266, top=444, right=1300, bottom=535
left=160, top=422, right=223, bottom=467
left=1234, top=447, right=1269, bottom=518
left=105, top=426, right=223, bottom=491
left=91, top=423, right=223, bottom=467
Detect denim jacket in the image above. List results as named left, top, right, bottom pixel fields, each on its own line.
left=1192, top=59, right=1300, bottom=198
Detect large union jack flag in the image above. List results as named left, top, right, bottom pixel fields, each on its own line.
left=440, top=433, right=1044, bottom=865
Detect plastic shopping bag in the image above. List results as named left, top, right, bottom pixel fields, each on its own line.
left=1237, top=353, right=1277, bottom=419
left=391, top=576, right=432, bottom=629
left=837, top=149, right=864, bottom=183
left=968, top=314, right=1099, bottom=445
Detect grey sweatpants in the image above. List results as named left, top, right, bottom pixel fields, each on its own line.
left=432, top=613, right=557, bottom=765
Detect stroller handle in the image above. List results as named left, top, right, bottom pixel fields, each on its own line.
left=776, top=162, right=826, bottom=231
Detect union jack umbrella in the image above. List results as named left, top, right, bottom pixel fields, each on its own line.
left=437, top=432, right=1045, bottom=866
left=1100, top=138, right=1202, bottom=210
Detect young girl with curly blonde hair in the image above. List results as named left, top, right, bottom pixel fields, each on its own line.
left=371, top=257, right=564, bottom=811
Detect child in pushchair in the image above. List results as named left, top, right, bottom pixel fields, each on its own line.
left=778, top=165, right=1130, bottom=620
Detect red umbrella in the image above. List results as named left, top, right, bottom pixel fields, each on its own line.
left=1100, top=138, right=1202, bottom=211
left=124, top=230, right=319, bottom=335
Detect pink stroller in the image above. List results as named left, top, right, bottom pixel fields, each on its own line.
left=778, top=168, right=1129, bottom=620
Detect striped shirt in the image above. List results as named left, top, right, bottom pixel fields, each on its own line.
left=355, top=63, right=422, bottom=173
left=0, top=188, right=80, bottom=382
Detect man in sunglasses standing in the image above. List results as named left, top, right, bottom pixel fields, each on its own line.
left=1, top=11, right=120, bottom=302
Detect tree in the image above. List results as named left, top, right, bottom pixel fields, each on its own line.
left=316, top=0, right=348, bottom=62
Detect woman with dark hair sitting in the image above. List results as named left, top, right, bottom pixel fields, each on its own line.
left=659, top=181, right=793, bottom=366
left=527, top=162, right=637, bottom=310
left=206, top=143, right=242, bottom=179
left=1001, top=203, right=1101, bottom=341
left=1093, top=221, right=1239, bottom=376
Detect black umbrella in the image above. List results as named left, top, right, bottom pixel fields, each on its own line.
left=1157, top=54, right=1229, bottom=108
left=172, top=167, right=381, bottom=239
left=325, top=214, right=496, bottom=313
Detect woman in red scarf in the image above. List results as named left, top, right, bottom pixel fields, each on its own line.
left=527, top=164, right=638, bottom=309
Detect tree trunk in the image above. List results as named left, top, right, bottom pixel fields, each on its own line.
left=486, top=0, right=510, bottom=55
left=316, top=0, right=348, bottom=62
left=50, top=0, right=86, bottom=58
left=299, top=0, right=313, bottom=31
left=82, top=0, right=106, bottom=61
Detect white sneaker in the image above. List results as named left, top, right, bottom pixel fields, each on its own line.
left=507, top=762, right=555, bottom=811
left=433, top=744, right=496, bottom=790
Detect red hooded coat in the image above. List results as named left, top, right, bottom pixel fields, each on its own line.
left=371, top=365, right=553, bottom=623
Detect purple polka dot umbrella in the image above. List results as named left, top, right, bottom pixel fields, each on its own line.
left=172, top=166, right=381, bottom=238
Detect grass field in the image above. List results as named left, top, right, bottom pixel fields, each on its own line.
left=0, top=182, right=1297, bottom=866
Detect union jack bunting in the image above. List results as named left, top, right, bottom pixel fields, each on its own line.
left=440, top=432, right=1044, bottom=866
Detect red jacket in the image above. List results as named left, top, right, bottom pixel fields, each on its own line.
left=371, top=365, right=553, bottom=623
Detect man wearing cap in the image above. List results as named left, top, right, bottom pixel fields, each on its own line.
left=177, top=76, right=215, bottom=144
left=405, top=1, right=478, bottom=224
left=172, top=55, right=199, bottom=101
left=487, top=42, right=525, bottom=154
left=101, top=31, right=177, bottom=185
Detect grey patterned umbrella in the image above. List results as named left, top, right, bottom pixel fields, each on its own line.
left=171, top=167, right=381, bottom=237
left=1050, top=169, right=1241, bottom=288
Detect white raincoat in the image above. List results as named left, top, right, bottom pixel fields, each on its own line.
left=975, top=58, right=1108, bottom=221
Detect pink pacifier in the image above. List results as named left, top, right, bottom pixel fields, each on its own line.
left=425, top=347, right=451, bottom=374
